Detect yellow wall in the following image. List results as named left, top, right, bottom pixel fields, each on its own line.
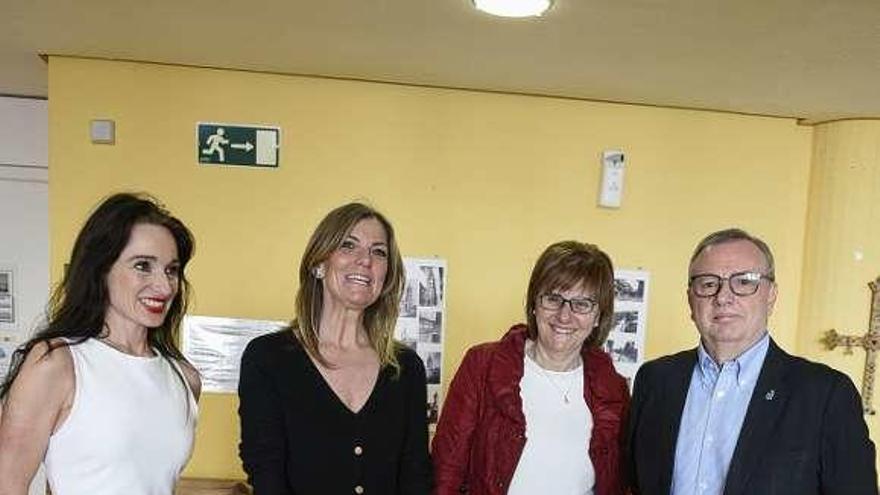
left=798, top=120, right=880, bottom=447
left=49, top=56, right=814, bottom=478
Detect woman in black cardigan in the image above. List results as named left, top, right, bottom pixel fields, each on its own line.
left=238, top=202, right=432, bottom=495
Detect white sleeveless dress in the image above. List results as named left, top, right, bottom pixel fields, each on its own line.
left=44, top=338, right=197, bottom=495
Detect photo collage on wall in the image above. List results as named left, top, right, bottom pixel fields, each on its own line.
left=0, top=268, right=14, bottom=325
left=0, top=266, right=17, bottom=382
left=395, top=258, right=446, bottom=430
left=606, top=269, right=650, bottom=388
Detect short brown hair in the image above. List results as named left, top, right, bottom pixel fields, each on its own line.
left=525, top=241, right=616, bottom=348
left=292, top=202, right=405, bottom=373
left=689, top=228, right=775, bottom=279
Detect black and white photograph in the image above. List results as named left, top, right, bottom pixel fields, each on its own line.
left=426, top=387, right=441, bottom=424
left=400, top=283, right=417, bottom=318
left=614, top=277, right=645, bottom=303
left=418, top=309, right=442, bottom=344
left=421, top=350, right=442, bottom=385
left=0, top=296, right=12, bottom=324
left=418, top=265, right=444, bottom=307
left=0, top=269, right=13, bottom=324
left=605, top=338, right=639, bottom=364
left=397, top=318, right=418, bottom=348
left=612, top=310, right=639, bottom=334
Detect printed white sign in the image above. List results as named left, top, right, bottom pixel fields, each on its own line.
left=182, top=315, right=285, bottom=393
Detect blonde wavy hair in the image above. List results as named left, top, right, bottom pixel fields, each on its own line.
left=291, top=202, right=405, bottom=374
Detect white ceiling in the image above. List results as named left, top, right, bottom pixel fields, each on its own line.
left=4, top=0, right=880, bottom=123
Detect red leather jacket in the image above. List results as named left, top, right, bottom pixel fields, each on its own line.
left=432, top=324, right=629, bottom=495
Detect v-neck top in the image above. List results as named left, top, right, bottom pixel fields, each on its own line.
left=238, top=330, right=432, bottom=495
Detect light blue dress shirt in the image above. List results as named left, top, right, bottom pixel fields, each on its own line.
left=671, top=332, right=770, bottom=495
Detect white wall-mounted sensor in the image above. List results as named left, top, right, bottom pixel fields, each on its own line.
left=90, top=119, right=115, bottom=144
left=598, top=150, right=625, bottom=208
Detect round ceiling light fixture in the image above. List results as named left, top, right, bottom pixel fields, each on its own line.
left=472, top=0, right=554, bottom=18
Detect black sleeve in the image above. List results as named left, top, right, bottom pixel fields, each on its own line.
left=624, top=362, right=650, bottom=495
left=238, top=338, right=294, bottom=495
left=820, top=372, right=878, bottom=495
left=397, top=349, right=433, bottom=494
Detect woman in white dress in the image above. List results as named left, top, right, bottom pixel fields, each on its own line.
left=0, top=192, right=201, bottom=495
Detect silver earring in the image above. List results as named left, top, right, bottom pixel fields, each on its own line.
left=312, top=265, right=325, bottom=279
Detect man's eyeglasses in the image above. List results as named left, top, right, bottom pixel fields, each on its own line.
left=688, top=271, right=774, bottom=298
left=538, top=293, right=597, bottom=314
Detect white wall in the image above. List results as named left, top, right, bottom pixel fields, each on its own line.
left=0, top=97, right=48, bottom=167
left=0, top=95, right=48, bottom=340
left=0, top=95, right=48, bottom=495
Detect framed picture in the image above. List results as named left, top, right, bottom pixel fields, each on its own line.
left=0, top=268, right=14, bottom=325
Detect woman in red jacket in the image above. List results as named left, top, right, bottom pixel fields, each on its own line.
left=432, top=241, right=629, bottom=495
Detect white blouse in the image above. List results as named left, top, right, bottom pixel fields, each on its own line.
left=508, top=353, right=595, bottom=495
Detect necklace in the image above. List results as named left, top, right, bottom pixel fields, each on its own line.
left=536, top=366, right=576, bottom=403
left=526, top=342, right=581, bottom=404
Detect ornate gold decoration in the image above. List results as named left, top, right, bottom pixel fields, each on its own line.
left=822, top=276, right=880, bottom=415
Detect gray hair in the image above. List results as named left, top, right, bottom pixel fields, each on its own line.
left=689, top=228, right=775, bottom=279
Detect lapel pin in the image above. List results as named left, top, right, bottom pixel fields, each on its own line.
left=765, top=389, right=775, bottom=401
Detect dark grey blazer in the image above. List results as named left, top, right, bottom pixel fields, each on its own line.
left=625, top=338, right=877, bottom=495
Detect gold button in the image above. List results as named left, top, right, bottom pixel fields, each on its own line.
left=354, top=445, right=363, bottom=456
left=354, top=486, right=364, bottom=494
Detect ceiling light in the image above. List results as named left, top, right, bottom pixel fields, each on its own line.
left=473, top=0, right=553, bottom=18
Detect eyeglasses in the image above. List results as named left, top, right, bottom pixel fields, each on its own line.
left=688, top=271, right=774, bottom=298
left=538, top=293, right=597, bottom=314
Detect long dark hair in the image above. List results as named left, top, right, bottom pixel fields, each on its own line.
left=0, top=192, right=195, bottom=399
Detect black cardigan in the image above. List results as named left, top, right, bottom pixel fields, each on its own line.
left=238, top=330, right=432, bottom=495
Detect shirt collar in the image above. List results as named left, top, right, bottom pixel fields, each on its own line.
left=696, top=331, right=770, bottom=387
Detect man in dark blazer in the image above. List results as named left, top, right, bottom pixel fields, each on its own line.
left=626, top=228, right=877, bottom=495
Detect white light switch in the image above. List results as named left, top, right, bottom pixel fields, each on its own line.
left=90, top=119, right=115, bottom=144
left=599, top=150, right=625, bottom=208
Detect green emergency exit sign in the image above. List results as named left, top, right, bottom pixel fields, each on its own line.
left=197, top=123, right=280, bottom=167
